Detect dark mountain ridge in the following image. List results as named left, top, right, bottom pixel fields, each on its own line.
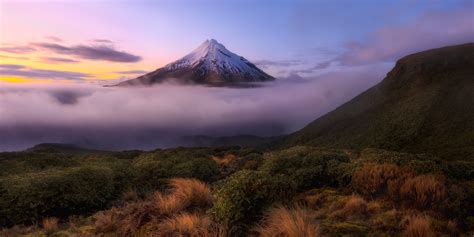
left=282, top=43, right=474, bottom=160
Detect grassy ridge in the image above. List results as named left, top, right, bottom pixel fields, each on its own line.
left=283, top=43, right=474, bottom=160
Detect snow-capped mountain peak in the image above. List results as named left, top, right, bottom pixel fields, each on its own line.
left=115, top=39, right=274, bottom=86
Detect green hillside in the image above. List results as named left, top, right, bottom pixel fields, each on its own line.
left=283, top=43, right=474, bottom=160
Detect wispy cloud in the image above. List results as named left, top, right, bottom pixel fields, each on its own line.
left=0, top=54, right=29, bottom=60
left=254, top=59, right=303, bottom=68
left=93, top=39, right=114, bottom=44
left=115, top=70, right=148, bottom=75
left=336, top=8, right=474, bottom=66
left=45, top=36, right=63, bottom=42
left=31, top=42, right=142, bottom=63
left=0, top=46, right=36, bottom=54
left=0, top=65, right=93, bottom=81
left=295, top=61, right=333, bottom=74
left=0, top=64, right=26, bottom=69
left=40, top=57, right=80, bottom=64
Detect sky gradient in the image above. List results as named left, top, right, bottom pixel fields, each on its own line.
left=1, top=0, right=472, bottom=84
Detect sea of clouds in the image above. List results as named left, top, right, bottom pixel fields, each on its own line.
left=0, top=65, right=388, bottom=151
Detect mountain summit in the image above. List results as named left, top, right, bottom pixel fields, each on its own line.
left=115, top=39, right=274, bottom=86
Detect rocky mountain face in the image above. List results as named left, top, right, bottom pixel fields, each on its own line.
left=115, top=39, right=274, bottom=86
left=282, top=43, right=474, bottom=160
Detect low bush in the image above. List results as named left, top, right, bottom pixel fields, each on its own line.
left=0, top=166, right=115, bottom=226
left=133, top=152, right=219, bottom=192
left=209, top=170, right=296, bottom=233
left=260, top=146, right=350, bottom=189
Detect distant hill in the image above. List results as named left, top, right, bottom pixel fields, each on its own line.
left=180, top=135, right=280, bottom=148
left=26, top=143, right=100, bottom=154
left=114, top=39, right=274, bottom=87
left=282, top=43, right=474, bottom=160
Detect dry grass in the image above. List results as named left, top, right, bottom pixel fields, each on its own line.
left=154, top=178, right=213, bottom=215
left=42, top=217, right=59, bottom=234
left=94, top=209, right=117, bottom=233
left=94, top=178, right=213, bottom=236
left=341, top=195, right=368, bottom=216
left=351, top=163, right=414, bottom=198
left=158, top=213, right=213, bottom=236
left=255, top=206, right=320, bottom=237
left=400, top=174, right=446, bottom=209
left=211, top=154, right=238, bottom=167
left=403, top=215, right=435, bottom=237
left=122, top=189, right=139, bottom=202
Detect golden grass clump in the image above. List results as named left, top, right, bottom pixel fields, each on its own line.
left=94, top=178, right=213, bottom=236
left=351, top=163, right=414, bottom=198
left=154, top=178, right=213, bottom=215
left=122, top=189, right=139, bottom=202
left=400, top=174, right=446, bottom=209
left=158, top=213, right=213, bottom=236
left=211, top=154, right=238, bottom=167
left=94, top=209, right=117, bottom=233
left=341, top=195, right=368, bottom=216
left=255, top=206, right=320, bottom=237
left=42, top=217, right=59, bottom=234
left=403, top=215, right=435, bottom=237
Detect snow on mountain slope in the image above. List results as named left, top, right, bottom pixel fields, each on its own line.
left=115, top=39, right=274, bottom=86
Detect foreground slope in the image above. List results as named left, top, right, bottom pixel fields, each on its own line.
left=284, top=43, right=474, bottom=159
left=115, top=39, right=274, bottom=86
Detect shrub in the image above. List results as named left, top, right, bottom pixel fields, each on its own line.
left=0, top=166, right=115, bottom=226
left=403, top=215, right=435, bottom=237
left=209, top=170, right=296, bottom=233
left=133, top=153, right=219, bottom=192
left=400, top=174, right=447, bottom=209
left=42, top=217, right=59, bottom=234
left=254, top=206, right=320, bottom=237
left=260, top=146, right=349, bottom=189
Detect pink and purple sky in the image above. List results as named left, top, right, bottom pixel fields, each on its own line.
left=1, top=0, right=472, bottom=84
left=0, top=0, right=473, bottom=151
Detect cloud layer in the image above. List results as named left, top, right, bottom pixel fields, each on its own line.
left=336, top=8, right=474, bottom=66
left=0, top=65, right=387, bottom=151
left=31, top=42, right=142, bottom=63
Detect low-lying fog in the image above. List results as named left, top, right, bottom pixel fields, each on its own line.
left=0, top=65, right=388, bottom=151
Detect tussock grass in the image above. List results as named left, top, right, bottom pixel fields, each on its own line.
left=154, top=178, right=213, bottom=215
left=255, top=206, right=320, bottom=237
left=211, top=154, right=238, bottom=167
left=341, top=195, right=368, bottom=216
left=42, top=217, right=59, bottom=234
left=402, top=215, right=435, bottom=237
left=400, top=174, right=446, bottom=209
